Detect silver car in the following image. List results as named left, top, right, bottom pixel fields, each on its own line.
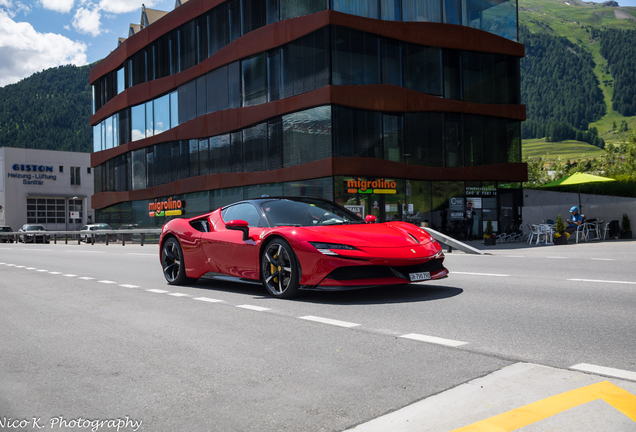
left=18, top=224, right=50, bottom=243
left=0, top=226, right=15, bottom=243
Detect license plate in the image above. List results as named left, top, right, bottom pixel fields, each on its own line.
left=409, top=271, right=431, bottom=282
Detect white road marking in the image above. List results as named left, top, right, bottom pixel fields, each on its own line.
left=299, top=316, right=360, bottom=328
left=568, top=278, right=636, bottom=285
left=49, top=271, right=61, bottom=274
left=570, top=363, right=636, bottom=381
left=78, top=277, right=95, bottom=280
left=15, top=265, right=25, bottom=268
left=97, top=280, right=117, bottom=284
left=5, top=264, right=15, bottom=266
left=63, top=274, right=77, bottom=277
left=237, top=305, right=271, bottom=312
left=452, top=271, right=509, bottom=277
left=25, top=267, right=36, bottom=270
left=193, top=297, right=224, bottom=303
left=147, top=289, right=169, bottom=293
left=168, top=293, right=190, bottom=297
left=120, top=284, right=139, bottom=288
left=36, top=269, right=48, bottom=272
left=400, top=333, right=468, bottom=347
left=590, top=258, right=614, bottom=261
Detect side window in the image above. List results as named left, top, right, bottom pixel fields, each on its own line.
left=222, top=203, right=261, bottom=227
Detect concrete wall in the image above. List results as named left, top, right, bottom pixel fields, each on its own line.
left=522, top=189, right=636, bottom=230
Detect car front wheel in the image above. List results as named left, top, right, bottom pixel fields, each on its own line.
left=161, top=237, right=195, bottom=285
left=261, top=239, right=300, bottom=299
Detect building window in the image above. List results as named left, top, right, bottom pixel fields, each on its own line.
left=87, top=167, right=92, bottom=174
left=59, top=166, right=64, bottom=173
left=71, top=166, right=81, bottom=186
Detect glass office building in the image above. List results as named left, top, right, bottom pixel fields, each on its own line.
left=90, top=0, right=526, bottom=238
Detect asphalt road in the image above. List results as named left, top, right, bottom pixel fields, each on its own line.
left=1, top=239, right=635, bottom=431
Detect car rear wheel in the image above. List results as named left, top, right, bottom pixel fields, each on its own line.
left=261, top=239, right=300, bottom=299
left=161, top=237, right=195, bottom=285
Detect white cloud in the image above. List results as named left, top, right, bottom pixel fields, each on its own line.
left=40, top=0, right=75, bottom=13
left=98, top=0, right=157, bottom=14
left=0, top=0, right=31, bottom=17
left=72, top=6, right=101, bottom=36
left=0, top=10, right=87, bottom=87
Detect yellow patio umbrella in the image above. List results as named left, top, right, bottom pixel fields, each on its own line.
left=542, top=172, right=617, bottom=211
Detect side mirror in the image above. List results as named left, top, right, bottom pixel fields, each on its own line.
left=365, top=215, right=377, bottom=223
left=226, top=219, right=250, bottom=241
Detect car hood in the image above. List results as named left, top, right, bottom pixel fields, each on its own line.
left=289, top=222, right=432, bottom=248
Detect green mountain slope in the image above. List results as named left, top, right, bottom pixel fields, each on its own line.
left=0, top=65, right=92, bottom=153
left=519, top=0, right=636, bottom=147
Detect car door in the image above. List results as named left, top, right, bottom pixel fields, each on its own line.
left=200, top=203, right=264, bottom=280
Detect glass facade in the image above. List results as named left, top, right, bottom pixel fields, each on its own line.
left=92, top=0, right=523, bottom=235
left=92, top=0, right=518, bottom=112
left=93, top=26, right=520, bottom=152
left=95, top=104, right=520, bottom=194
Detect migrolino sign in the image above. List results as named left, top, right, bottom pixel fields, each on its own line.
left=149, top=198, right=185, bottom=217
left=346, top=178, right=397, bottom=195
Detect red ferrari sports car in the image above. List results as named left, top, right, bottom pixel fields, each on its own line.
left=159, top=197, right=448, bottom=298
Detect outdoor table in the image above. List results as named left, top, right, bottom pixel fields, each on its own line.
left=536, top=224, right=555, bottom=245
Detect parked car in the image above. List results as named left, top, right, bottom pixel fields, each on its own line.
left=118, top=224, right=140, bottom=242
left=79, top=223, right=114, bottom=243
left=159, top=196, right=448, bottom=298
left=0, top=226, right=15, bottom=243
left=18, top=224, right=50, bottom=243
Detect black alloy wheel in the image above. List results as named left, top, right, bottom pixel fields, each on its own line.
left=161, top=237, right=195, bottom=285
left=261, top=239, right=300, bottom=299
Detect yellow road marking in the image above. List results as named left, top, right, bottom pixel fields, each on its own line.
left=451, top=381, right=636, bottom=431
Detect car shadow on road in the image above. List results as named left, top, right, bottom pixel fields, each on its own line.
left=297, top=284, right=463, bottom=305
left=192, top=278, right=462, bottom=305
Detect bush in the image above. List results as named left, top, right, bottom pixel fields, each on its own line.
left=622, top=214, right=631, bottom=232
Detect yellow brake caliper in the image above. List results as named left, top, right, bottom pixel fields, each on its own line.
left=271, top=250, right=279, bottom=283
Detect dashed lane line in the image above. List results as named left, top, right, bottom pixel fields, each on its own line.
left=78, top=277, right=95, bottom=280
left=401, top=333, right=468, bottom=347
left=193, top=297, right=224, bottom=303
left=168, top=293, right=191, bottom=297
left=97, top=280, right=117, bottom=284
left=299, top=315, right=360, bottom=328
left=120, top=284, right=139, bottom=288
left=63, top=274, right=77, bottom=277
left=236, top=304, right=271, bottom=312
left=568, top=278, right=636, bottom=285
left=571, top=363, right=636, bottom=382
left=147, top=289, right=169, bottom=293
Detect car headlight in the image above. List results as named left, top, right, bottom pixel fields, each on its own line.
left=309, top=242, right=357, bottom=256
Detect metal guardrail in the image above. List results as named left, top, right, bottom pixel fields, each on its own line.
left=0, top=229, right=162, bottom=246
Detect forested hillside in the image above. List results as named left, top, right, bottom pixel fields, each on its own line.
left=0, top=65, right=92, bottom=153
left=520, top=25, right=606, bottom=142
left=600, top=28, right=636, bottom=117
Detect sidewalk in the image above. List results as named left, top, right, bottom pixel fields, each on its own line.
left=444, top=236, right=635, bottom=254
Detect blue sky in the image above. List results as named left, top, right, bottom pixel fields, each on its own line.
left=0, top=0, right=635, bottom=88
left=0, top=0, right=174, bottom=87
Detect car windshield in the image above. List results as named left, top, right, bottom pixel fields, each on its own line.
left=261, top=199, right=363, bottom=227
left=1, top=227, right=11, bottom=232
left=27, top=226, right=45, bottom=231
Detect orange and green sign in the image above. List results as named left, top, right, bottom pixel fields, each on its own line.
left=346, top=178, right=397, bottom=194
left=149, top=198, right=185, bottom=217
